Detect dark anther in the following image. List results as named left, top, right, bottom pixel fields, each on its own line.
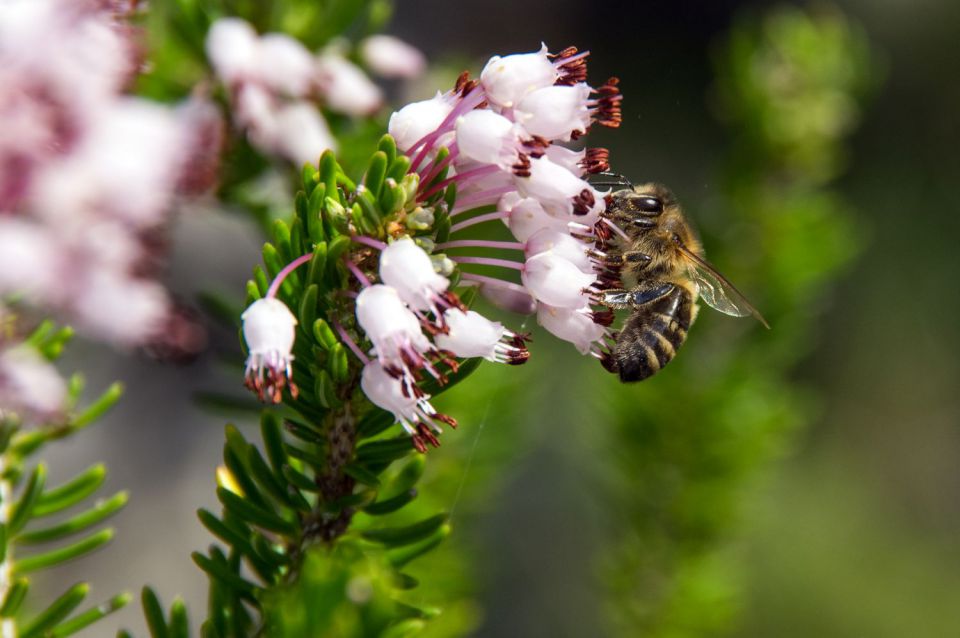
left=581, top=147, right=611, bottom=174
left=573, top=188, right=596, bottom=215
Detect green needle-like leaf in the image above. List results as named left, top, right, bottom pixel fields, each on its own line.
left=141, top=587, right=169, bottom=638
left=17, top=491, right=127, bottom=544
left=168, top=598, right=189, bottom=638
left=362, top=490, right=417, bottom=516
left=192, top=552, right=258, bottom=598
left=71, top=382, right=123, bottom=429
left=51, top=592, right=131, bottom=637
left=10, top=464, right=47, bottom=534
left=16, top=528, right=114, bottom=573
left=361, top=513, right=448, bottom=547
left=355, top=436, right=415, bottom=464
left=0, top=578, right=29, bottom=617
left=388, top=524, right=452, bottom=568
left=33, top=465, right=107, bottom=517
left=216, top=488, right=298, bottom=536
left=20, top=582, right=88, bottom=638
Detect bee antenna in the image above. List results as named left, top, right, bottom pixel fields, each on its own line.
left=590, top=171, right=634, bottom=189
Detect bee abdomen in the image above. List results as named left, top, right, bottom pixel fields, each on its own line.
left=614, top=285, right=694, bottom=382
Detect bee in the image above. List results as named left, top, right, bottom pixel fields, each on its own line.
left=593, top=181, right=768, bottom=382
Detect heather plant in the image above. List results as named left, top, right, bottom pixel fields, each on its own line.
left=0, top=1, right=879, bottom=637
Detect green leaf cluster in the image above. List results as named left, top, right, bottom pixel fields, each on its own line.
left=193, top=140, right=477, bottom=637
left=0, top=321, right=129, bottom=637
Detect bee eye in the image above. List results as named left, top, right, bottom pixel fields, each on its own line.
left=634, top=196, right=663, bottom=214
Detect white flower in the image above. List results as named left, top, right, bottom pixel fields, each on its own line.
left=434, top=309, right=529, bottom=364
left=525, top=229, right=594, bottom=273
left=537, top=304, right=606, bottom=355
left=360, top=35, right=426, bottom=79
left=476, top=280, right=538, bottom=315
left=455, top=109, right=519, bottom=168
left=388, top=92, right=454, bottom=152
left=361, top=361, right=455, bottom=452
left=0, top=345, right=68, bottom=424
left=499, top=193, right=577, bottom=242
left=73, top=272, right=170, bottom=346
left=257, top=33, right=316, bottom=97
left=205, top=18, right=260, bottom=86
left=270, top=101, right=337, bottom=165
left=242, top=298, right=298, bottom=403
left=355, top=285, right=436, bottom=377
left=515, top=156, right=603, bottom=220
left=378, top=238, right=454, bottom=320
left=515, top=84, right=592, bottom=141
left=479, top=44, right=558, bottom=108
left=521, top=252, right=596, bottom=308
left=316, top=53, right=383, bottom=117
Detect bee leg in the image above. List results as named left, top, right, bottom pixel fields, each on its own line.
left=588, top=250, right=651, bottom=269
left=596, top=289, right=634, bottom=309
left=628, top=282, right=676, bottom=307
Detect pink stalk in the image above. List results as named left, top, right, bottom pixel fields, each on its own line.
left=332, top=319, right=370, bottom=365
left=454, top=256, right=524, bottom=271
left=419, top=164, right=499, bottom=202
left=461, top=272, right=527, bottom=292
left=450, top=186, right=514, bottom=214
left=554, top=50, right=590, bottom=67
left=438, top=239, right=524, bottom=251
left=266, top=253, right=314, bottom=299
left=419, top=142, right=459, bottom=186
left=344, top=259, right=372, bottom=287
left=450, top=211, right=506, bottom=233
left=351, top=235, right=386, bottom=250
left=602, top=217, right=631, bottom=242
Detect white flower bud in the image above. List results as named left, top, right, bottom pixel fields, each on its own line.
left=515, top=84, right=592, bottom=141
left=206, top=18, right=259, bottom=86
left=525, top=228, right=593, bottom=273
left=480, top=44, right=558, bottom=108
left=257, top=33, right=316, bottom=97
left=455, top=109, right=518, bottom=168
left=434, top=309, right=530, bottom=364
left=360, top=35, right=426, bottom=79
left=521, top=252, right=596, bottom=308
left=515, top=156, right=602, bottom=220
left=241, top=297, right=298, bottom=403
left=388, top=92, right=454, bottom=152
left=537, top=304, right=605, bottom=354
left=0, top=346, right=68, bottom=423
left=317, top=53, right=383, bottom=117
left=379, top=238, right=450, bottom=313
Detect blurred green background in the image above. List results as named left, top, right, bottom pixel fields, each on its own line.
left=44, top=0, right=960, bottom=635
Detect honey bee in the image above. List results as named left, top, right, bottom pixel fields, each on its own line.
left=594, top=181, right=768, bottom=382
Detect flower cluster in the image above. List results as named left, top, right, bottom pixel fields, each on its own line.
left=0, top=0, right=221, bottom=346
left=388, top=44, right=621, bottom=355
left=206, top=19, right=425, bottom=165
left=241, top=45, right=622, bottom=451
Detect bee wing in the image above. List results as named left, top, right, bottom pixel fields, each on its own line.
left=675, top=243, right=770, bottom=328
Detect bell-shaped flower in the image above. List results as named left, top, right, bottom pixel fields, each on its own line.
left=388, top=92, right=454, bottom=152
left=241, top=297, right=298, bottom=403
left=521, top=252, right=596, bottom=308
left=434, top=309, right=529, bottom=364
left=480, top=44, right=558, bottom=108
left=378, top=238, right=457, bottom=322
left=0, top=345, right=68, bottom=424
left=455, top=109, right=520, bottom=169
left=361, top=361, right=456, bottom=452
left=257, top=33, right=316, bottom=97
left=360, top=35, right=426, bottom=79
left=537, top=304, right=606, bottom=355
left=544, top=145, right=586, bottom=176
left=355, top=284, right=438, bottom=378
left=499, top=193, right=578, bottom=242
left=525, top=228, right=593, bottom=273
left=205, top=18, right=259, bottom=86
left=316, top=53, right=383, bottom=117
left=515, top=83, right=592, bottom=141
left=515, top=156, right=603, bottom=220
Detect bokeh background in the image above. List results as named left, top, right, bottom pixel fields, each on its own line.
left=40, top=0, right=959, bottom=635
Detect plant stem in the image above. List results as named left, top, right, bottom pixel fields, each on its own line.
left=0, top=452, right=16, bottom=638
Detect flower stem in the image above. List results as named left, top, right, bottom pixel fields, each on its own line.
left=454, top=256, right=524, bottom=271
left=0, top=452, right=16, bottom=638
left=266, top=253, right=314, bottom=299
left=344, top=259, right=371, bottom=288
left=332, top=319, right=370, bottom=365
left=350, top=235, right=386, bottom=251
left=450, top=211, right=506, bottom=233
left=437, top=239, right=524, bottom=251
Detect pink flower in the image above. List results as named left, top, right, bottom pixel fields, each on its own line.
left=479, top=44, right=558, bottom=108
left=0, top=345, right=68, bottom=424
left=242, top=298, right=298, bottom=403
left=316, top=53, right=384, bottom=117
left=360, top=35, right=426, bottom=79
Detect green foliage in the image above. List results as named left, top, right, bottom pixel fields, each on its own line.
left=0, top=321, right=129, bottom=636
left=192, top=141, right=478, bottom=636
left=600, top=5, right=878, bottom=637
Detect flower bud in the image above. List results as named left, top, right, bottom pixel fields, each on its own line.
left=379, top=238, right=450, bottom=313
left=241, top=297, right=298, bottom=403
left=388, top=93, right=454, bottom=152
left=480, top=44, right=558, bottom=108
